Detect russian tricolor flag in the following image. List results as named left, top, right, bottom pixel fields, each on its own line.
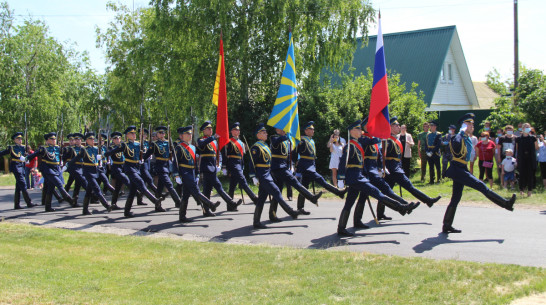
left=367, top=13, right=391, bottom=139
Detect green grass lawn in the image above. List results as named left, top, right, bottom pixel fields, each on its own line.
left=0, top=222, right=544, bottom=304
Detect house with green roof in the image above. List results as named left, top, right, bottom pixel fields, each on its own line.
left=335, top=25, right=496, bottom=129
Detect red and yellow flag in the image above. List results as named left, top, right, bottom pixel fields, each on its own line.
left=212, top=37, right=229, bottom=150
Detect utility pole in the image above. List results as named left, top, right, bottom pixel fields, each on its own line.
left=514, top=0, right=519, bottom=91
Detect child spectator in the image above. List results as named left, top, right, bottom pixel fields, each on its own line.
left=32, top=169, right=43, bottom=190
left=501, top=149, right=517, bottom=190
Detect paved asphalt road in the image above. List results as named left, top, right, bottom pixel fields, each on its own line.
left=1, top=188, right=545, bottom=267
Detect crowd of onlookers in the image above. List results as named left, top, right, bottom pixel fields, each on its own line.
left=327, top=121, right=546, bottom=197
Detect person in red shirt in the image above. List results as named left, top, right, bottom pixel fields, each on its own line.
left=475, top=132, right=496, bottom=188
left=25, top=146, right=37, bottom=189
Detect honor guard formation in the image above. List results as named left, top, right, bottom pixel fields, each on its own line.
left=2, top=112, right=516, bottom=235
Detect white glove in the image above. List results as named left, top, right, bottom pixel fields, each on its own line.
left=337, top=180, right=344, bottom=188
left=384, top=167, right=390, bottom=175
left=19, top=156, right=26, bottom=162
left=252, top=177, right=259, bottom=185
left=213, top=134, right=220, bottom=140
left=426, top=152, right=432, bottom=157
left=195, top=177, right=200, bottom=185
left=61, top=165, right=67, bottom=172
left=459, top=123, right=468, bottom=133
left=222, top=168, right=227, bottom=176
left=97, top=154, right=102, bottom=161
left=175, top=176, right=182, bottom=185
left=139, top=159, right=144, bottom=164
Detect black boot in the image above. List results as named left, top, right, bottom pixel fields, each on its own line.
left=411, top=188, right=441, bottom=208
left=110, top=191, right=122, bottom=210
left=380, top=196, right=411, bottom=217
left=296, top=195, right=310, bottom=215
left=22, top=191, right=36, bottom=208
left=269, top=200, right=282, bottom=222
left=442, top=204, right=461, bottom=233
left=14, top=191, right=22, bottom=210
left=324, top=182, right=347, bottom=199
left=295, top=184, right=323, bottom=206
left=337, top=209, right=354, bottom=237
left=253, top=204, right=266, bottom=229
left=136, top=193, right=147, bottom=205
left=485, top=190, right=516, bottom=211
left=124, top=195, right=134, bottom=217
left=242, top=184, right=258, bottom=204
left=277, top=198, right=299, bottom=219
left=142, top=189, right=163, bottom=207
left=218, top=188, right=242, bottom=211
left=353, top=197, right=369, bottom=229
left=71, top=196, right=80, bottom=208
left=82, top=196, right=92, bottom=215
left=168, top=187, right=182, bottom=209
left=376, top=201, right=391, bottom=220
left=53, top=188, right=64, bottom=204
left=44, top=192, right=55, bottom=212
left=97, top=193, right=112, bottom=212
left=197, top=193, right=221, bottom=212
left=179, top=200, right=192, bottom=223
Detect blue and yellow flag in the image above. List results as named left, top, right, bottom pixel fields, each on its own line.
left=267, top=32, right=300, bottom=141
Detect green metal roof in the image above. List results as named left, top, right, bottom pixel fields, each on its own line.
left=332, top=25, right=456, bottom=107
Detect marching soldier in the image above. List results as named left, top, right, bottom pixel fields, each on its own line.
left=442, top=113, right=516, bottom=233
left=173, top=126, right=221, bottom=221
left=250, top=123, right=299, bottom=229
left=197, top=121, right=242, bottom=211
left=107, top=131, right=129, bottom=210
left=295, top=121, right=346, bottom=215
left=139, top=128, right=159, bottom=195
left=358, top=117, right=419, bottom=222
left=270, top=128, right=322, bottom=222
left=26, top=132, right=76, bottom=212
left=441, top=125, right=456, bottom=178
left=425, top=120, right=442, bottom=184
left=63, top=133, right=77, bottom=193
left=384, top=117, right=441, bottom=207
left=62, top=132, right=87, bottom=206
left=223, top=122, right=258, bottom=204
left=142, top=126, right=181, bottom=211
left=97, top=133, right=115, bottom=195
left=105, top=126, right=164, bottom=217
left=337, top=120, right=419, bottom=236
left=66, top=132, right=112, bottom=215
left=0, top=132, right=36, bottom=209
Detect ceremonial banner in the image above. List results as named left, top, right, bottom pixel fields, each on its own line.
left=212, top=36, right=229, bottom=150
left=267, top=32, right=300, bottom=141
left=367, top=13, right=391, bottom=139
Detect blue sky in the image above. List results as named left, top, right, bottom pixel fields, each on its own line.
left=6, top=0, right=545, bottom=82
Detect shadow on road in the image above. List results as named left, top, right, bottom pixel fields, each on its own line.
left=412, top=233, right=504, bottom=253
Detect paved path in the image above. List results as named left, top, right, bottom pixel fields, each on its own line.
left=1, top=188, right=545, bottom=267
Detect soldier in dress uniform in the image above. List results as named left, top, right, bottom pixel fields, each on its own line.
left=358, top=117, right=420, bottom=222
left=139, top=128, right=159, bottom=195
left=384, top=117, right=441, bottom=207
left=26, top=132, right=76, bottom=212
left=63, top=133, right=77, bottom=193
left=66, top=132, right=112, bottom=215
left=105, top=126, right=164, bottom=217
left=107, top=131, right=129, bottom=210
left=97, top=133, right=115, bottom=195
left=223, top=122, right=258, bottom=204
left=0, top=132, right=36, bottom=209
left=173, top=126, right=221, bottom=221
left=142, top=126, right=181, bottom=211
left=197, top=120, right=242, bottom=211
left=442, top=113, right=516, bottom=233
left=270, top=128, right=322, bottom=222
left=249, top=123, right=299, bottom=229
left=61, top=132, right=87, bottom=206
left=425, top=120, right=442, bottom=184
left=295, top=121, right=347, bottom=215
left=441, top=125, right=457, bottom=178
left=337, top=120, right=419, bottom=236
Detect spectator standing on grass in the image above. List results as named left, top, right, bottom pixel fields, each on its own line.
left=481, top=121, right=493, bottom=137
left=399, top=125, right=414, bottom=176
left=494, top=128, right=504, bottom=180
left=468, top=132, right=479, bottom=175
left=537, top=132, right=546, bottom=189
left=475, top=132, right=496, bottom=188
left=497, top=125, right=516, bottom=180
left=515, top=123, right=523, bottom=137
left=515, top=123, right=538, bottom=197
left=417, top=122, right=430, bottom=182
left=327, top=129, right=346, bottom=188
left=501, top=149, right=517, bottom=189
left=25, top=145, right=37, bottom=189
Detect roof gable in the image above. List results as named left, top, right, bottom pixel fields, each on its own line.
left=333, top=26, right=458, bottom=107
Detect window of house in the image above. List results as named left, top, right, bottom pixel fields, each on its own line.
left=448, top=63, right=453, bottom=82
left=441, top=64, right=446, bottom=82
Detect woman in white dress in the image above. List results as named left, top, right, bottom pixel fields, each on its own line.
left=327, top=129, right=346, bottom=188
